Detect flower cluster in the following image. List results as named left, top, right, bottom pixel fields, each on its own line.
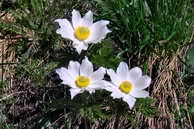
left=55, top=10, right=151, bottom=109
left=56, top=57, right=151, bottom=109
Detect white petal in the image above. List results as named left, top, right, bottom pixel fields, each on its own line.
left=72, top=9, right=82, bottom=29
left=110, top=90, right=123, bottom=99
left=128, top=67, right=142, bottom=82
left=107, top=69, right=121, bottom=86
left=55, top=19, right=74, bottom=40
left=88, top=80, right=109, bottom=89
left=131, top=90, right=149, bottom=98
left=70, top=88, right=81, bottom=99
left=116, top=62, right=129, bottom=81
left=90, top=67, right=106, bottom=83
left=122, top=95, right=136, bottom=109
left=105, top=85, right=124, bottom=99
left=82, top=10, right=93, bottom=27
left=134, top=75, right=151, bottom=90
left=111, top=92, right=123, bottom=99
left=68, top=61, right=80, bottom=77
left=103, top=82, right=116, bottom=92
left=85, top=20, right=111, bottom=43
left=56, top=67, right=75, bottom=88
left=80, top=57, right=93, bottom=76
left=73, top=42, right=88, bottom=54
left=85, top=88, right=96, bottom=94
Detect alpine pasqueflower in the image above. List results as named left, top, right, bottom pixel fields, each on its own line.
left=55, top=10, right=111, bottom=54
left=56, top=57, right=107, bottom=99
left=106, top=62, right=151, bottom=109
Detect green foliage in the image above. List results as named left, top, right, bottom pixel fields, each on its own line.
left=0, top=80, right=7, bottom=91
left=189, top=106, right=194, bottom=116
left=182, top=46, right=194, bottom=85
left=0, top=21, right=24, bottom=35
left=136, top=98, right=157, bottom=117
left=94, top=0, right=194, bottom=57
left=185, top=46, right=194, bottom=74
left=0, top=123, right=14, bottom=129
left=16, top=59, right=58, bottom=84
left=80, top=105, right=110, bottom=122
left=188, top=89, right=194, bottom=116
left=90, top=41, right=122, bottom=69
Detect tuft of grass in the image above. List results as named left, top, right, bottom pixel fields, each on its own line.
left=93, top=0, right=194, bottom=59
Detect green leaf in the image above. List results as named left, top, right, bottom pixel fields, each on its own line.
left=136, top=98, right=157, bottom=117
left=186, top=46, right=194, bottom=73
left=80, top=105, right=110, bottom=122
left=90, top=41, right=122, bottom=69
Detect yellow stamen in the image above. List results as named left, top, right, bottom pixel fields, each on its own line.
left=76, top=75, right=90, bottom=88
left=119, top=81, right=133, bottom=94
left=75, top=26, right=90, bottom=41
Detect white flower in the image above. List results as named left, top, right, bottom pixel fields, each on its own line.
left=106, top=62, right=151, bottom=109
left=55, top=10, right=111, bottom=54
left=56, top=57, right=108, bottom=99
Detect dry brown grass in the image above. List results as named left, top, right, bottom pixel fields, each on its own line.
left=141, top=49, right=194, bottom=129
left=0, top=12, right=18, bottom=84
left=0, top=36, right=18, bottom=81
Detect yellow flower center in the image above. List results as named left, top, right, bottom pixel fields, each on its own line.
left=74, top=26, right=90, bottom=41
left=119, top=81, right=133, bottom=94
left=76, top=75, right=90, bottom=88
